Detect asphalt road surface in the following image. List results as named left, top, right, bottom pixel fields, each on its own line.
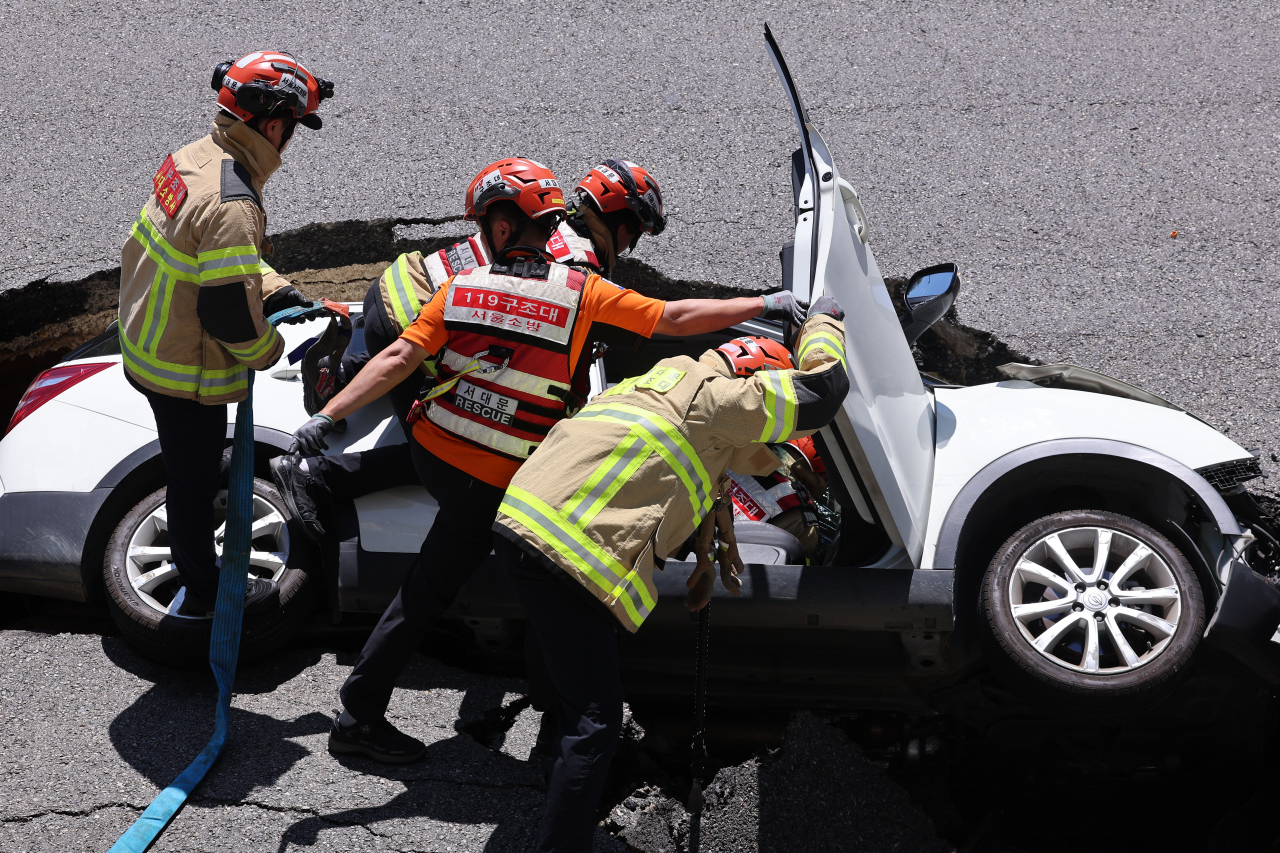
left=2, top=0, right=1278, bottom=470
left=0, top=628, right=956, bottom=852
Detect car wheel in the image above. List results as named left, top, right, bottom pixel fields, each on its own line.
left=980, top=510, right=1204, bottom=713
left=103, top=478, right=319, bottom=667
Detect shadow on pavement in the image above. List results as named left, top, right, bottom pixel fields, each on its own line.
left=275, top=734, right=543, bottom=853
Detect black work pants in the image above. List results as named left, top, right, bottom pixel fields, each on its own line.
left=306, top=282, right=422, bottom=500
left=130, top=376, right=227, bottom=604
left=339, top=441, right=506, bottom=722
left=498, top=537, right=623, bottom=853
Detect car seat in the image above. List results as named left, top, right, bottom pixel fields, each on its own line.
left=732, top=520, right=805, bottom=565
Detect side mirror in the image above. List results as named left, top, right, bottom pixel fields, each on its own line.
left=900, top=263, right=960, bottom=346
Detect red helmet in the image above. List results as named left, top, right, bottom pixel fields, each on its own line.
left=212, top=52, right=334, bottom=130
left=465, top=158, right=566, bottom=224
left=576, top=159, right=667, bottom=235
left=715, top=336, right=794, bottom=377
left=785, top=435, right=826, bottom=474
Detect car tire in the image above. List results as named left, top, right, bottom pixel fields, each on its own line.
left=103, top=478, right=319, bottom=667
left=980, top=509, right=1204, bottom=713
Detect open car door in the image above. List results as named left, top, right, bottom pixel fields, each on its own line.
left=765, top=26, right=935, bottom=565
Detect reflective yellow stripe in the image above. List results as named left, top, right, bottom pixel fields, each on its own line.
left=197, top=244, right=260, bottom=283
left=223, top=326, right=281, bottom=362
left=197, top=363, right=249, bottom=397
left=384, top=254, right=423, bottom=331
left=502, top=487, right=652, bottom=628
left=130, top=209, right=198, bottom=282
left=798, top=330, right=848, bottom=372
left=118, top=326, right=201, bottom=393
left=758, top=368, right=798, bottom=443
left=138, top=267, right=167, bottom=357
left=562, top=432, right=653, bottom=529
left=575, top=402, right=714, bottom=519
left=120, top=324, right=250, bottom=398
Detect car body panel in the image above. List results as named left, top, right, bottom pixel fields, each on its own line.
left=922, top=381, right=1253, bottom=568
left=0, top=398, right=156, bottom=493
left=766, top=31, right=934, bottom=565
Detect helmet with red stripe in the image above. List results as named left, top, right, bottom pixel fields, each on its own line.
left=576, top=159, right=667, bottom=236
left=465, top=158, right=567, bottom=225
left=715, top=336, right=794, bottom=377
left=211, top=52, right=334, bottom=130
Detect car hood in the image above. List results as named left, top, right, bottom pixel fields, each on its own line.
left=933, top=379, right=1252, bottom=483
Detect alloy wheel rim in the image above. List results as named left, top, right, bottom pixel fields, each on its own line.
left=1006, top=525, right=1183, bottom=674
left=124, top=490, right=291, bottom=620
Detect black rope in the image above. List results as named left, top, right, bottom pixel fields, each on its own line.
left=689, top=601, right=711, bottom=812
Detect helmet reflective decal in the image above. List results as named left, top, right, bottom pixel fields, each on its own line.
left=538, top=178, right=560, bottom=189
left=478, top=169, right=505, bottom=192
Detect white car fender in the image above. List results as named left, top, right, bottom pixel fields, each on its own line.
left=920, top=380, right=1252, bottom=569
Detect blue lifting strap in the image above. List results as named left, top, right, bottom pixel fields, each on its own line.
left=106, top=375, right=256, bottom=853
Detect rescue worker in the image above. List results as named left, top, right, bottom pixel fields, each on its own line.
left=117, top=51, right=333, bottom=616
left=724, top=435, right=828, bottom=559
left=271, top=157, right=667, bottom=541
left=286, top=158, right=808, bottom=763
left=546, top=158, right=667, bottom=278
left=493, top=298, right=849, bottom=851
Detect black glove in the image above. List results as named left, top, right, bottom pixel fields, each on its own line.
left=263, top=285, right=312, bottom=325
left=289, top=414, right=335, bottom=455
left=807, top=295, right=845, bottom=322
left=759, top=291, right=807, bottom=327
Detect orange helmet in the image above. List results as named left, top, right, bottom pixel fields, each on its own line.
left=785, top=435, right=826, bottom=474
left=212, top=52, right=333, bottom=130
left=465, top=158, right=566, bottom=224
left=576, top=159, right=667, bottom=235
left=715, top=336, right=794, bottom=377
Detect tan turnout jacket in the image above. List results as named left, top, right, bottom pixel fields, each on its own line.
left=118, top=115, right=291, bottom=404
left=495, top=313, right=849, bottom=631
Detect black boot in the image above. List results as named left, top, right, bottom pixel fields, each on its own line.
left=179, top=576, right=280, bottom=616
left=270, top=454, right=328, bottom=542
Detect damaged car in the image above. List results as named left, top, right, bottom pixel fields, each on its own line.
left=2, top=28, right=1278, bottom=716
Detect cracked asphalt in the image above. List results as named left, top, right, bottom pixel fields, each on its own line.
left=0, top=629, right=629, bottom=852
left=3, top=0, right=1279, bottom=469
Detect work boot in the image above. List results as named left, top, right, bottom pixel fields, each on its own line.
left=270, top=454, right=327, bottom=542
left=328, top=713, right=427, bottom=764
left=178, top=576, right=280, bottom=616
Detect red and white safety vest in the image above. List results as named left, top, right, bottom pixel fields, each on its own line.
left=545, top=221, right=601, bottom=272
left=423, top=233, right=492, bottom=288
left=726, top=469, right=804, bottom=523
left=426, top=262, right=586, bottom=460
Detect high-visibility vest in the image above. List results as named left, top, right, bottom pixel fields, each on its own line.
left=725, top=469, right=804, bottom=523
left=425, top=262, right=586, bottom=460
left=545, top=221, right=600, bottom=272
left=423, top=234, right=491, bottom=289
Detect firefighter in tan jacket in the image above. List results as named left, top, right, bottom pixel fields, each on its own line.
left=116, top=51, right=333, bottom=617
left=491, top=297, right=848, bottom=852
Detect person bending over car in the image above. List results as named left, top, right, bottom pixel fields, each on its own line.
left=285, top=157, right=808, bottom=764
left=492, top=298, right=849, bottom=852
left=117, top=51, right=333, bottom=616
left=272, top=156, right=670, bottom=543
